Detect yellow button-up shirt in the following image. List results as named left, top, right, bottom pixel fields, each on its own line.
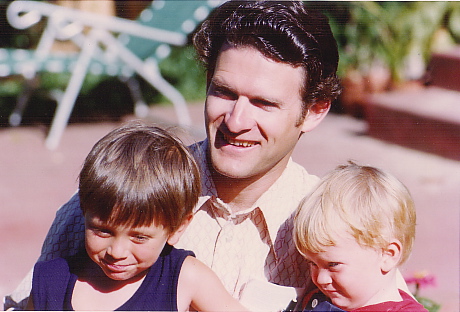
left=176, top=140, right=320, bottom=298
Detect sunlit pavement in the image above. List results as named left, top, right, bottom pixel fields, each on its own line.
left=1, top=102, right=458, bottom=311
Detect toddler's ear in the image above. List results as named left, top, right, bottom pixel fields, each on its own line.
left=167, top=214, right=193, bottom=246
left=381, top=239, right=402, bottom=273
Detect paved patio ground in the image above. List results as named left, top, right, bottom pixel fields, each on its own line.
left=1, top=102, right=459, bottom=311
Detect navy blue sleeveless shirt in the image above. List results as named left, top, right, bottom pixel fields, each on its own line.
left=31, top=245, right=194, bottom=311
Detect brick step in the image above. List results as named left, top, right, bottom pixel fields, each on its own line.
left=427, top=46, right=460, bottom=92
left=365, top=87, right=460, bottom=160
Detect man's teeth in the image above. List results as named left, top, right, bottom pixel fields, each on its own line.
left=225, top=135, right=256, bottom=147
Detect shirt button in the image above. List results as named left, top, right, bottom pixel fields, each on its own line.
left=225, top=231, right=233, bottom=242
left=222, top=222, right=233, bottom=242
left=312, top=299, right=318, bottom=308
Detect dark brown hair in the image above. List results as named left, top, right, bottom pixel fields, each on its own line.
left=79, top=122, right=201, bottom=234
left=194, top=0, right=342, bottom=119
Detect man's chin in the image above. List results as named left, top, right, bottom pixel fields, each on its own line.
left=210, top=158, right=254, bottom=180
left=213, top=164, right=245, bottom=180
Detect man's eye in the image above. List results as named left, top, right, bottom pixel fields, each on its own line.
left=216, top=90, right=232, bottom=99
left=253, top=99, right=278, bottom=110
left=328, top=262, right=340, bottom=268
left=210, top=86, right=235, bottom=100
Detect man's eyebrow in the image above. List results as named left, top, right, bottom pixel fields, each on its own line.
left=210, top=76, right=281, bottom=107
left=210, top=77, right=231, bottom=90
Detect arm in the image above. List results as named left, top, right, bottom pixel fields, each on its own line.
left=177, top=256, right=250, bottom=312
left=39, top=192, right=85, bottom=261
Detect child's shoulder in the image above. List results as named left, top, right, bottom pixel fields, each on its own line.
left=149, top=245, right=195, bottom=286
left=158, top=245, right=195, bottom=270
left=300, top=289, right=428, bottom=312
left=177, top=252, right=220, bottom=292
left=353, top=290, right=428, bottom=312
left=394, top=290, right=429, bottom=312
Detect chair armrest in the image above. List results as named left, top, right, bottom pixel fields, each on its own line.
left=7, top=0, right=186, bottom=46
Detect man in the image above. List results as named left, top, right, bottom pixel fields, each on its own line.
left=5, top=1, right=341, bottom=309
left=176, top=0, right=341, bottom=298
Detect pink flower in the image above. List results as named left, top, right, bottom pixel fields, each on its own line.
left=405, top=270, right=437, bottom=289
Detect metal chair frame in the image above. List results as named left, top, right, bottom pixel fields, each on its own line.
left=3, top=0, right=218, bottom=149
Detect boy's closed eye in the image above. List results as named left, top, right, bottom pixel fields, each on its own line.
left=307, top=259, right=342, bottom=271
left=90, top=227, right=113, bottom=237
left=327, top=262, right=342, bottom=271
left=131, top=234, right=151, bottom=244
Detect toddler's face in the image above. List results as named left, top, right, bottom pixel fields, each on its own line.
left=84, top=214, right=170, bottom=282
left=304, top=234, right=387, bottom=310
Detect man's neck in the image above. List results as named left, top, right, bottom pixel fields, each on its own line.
left=209, top=162, right=286, bottom=213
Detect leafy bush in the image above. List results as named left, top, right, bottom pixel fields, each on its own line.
left=319, top=1, right=460, bottom=82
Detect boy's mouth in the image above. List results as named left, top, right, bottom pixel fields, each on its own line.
left=102, top=260, right=131, bottom=272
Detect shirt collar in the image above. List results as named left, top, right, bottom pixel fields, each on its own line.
left=250, top=158, right=303, bottom=244
left=190, top=139, right=312, bottom=244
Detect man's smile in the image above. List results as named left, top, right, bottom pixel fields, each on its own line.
left=223, top=134, right=258, bottom=147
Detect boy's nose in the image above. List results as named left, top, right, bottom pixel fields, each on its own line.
left=315, top=269, right=332, bottom=286
left=107, top=238, right=129, bottom=259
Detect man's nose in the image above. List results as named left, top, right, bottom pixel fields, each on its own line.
left=224, top=97, right=255, bottom=133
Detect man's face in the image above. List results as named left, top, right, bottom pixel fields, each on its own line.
left=205, top=45, right=324, bottom=181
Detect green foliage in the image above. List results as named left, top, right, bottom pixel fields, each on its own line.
left=0, top=79, right=23, bottom=95
left=158, top=45, right=207, bottom=103
left=322, top=1, right=460, bottom=82
left=416, top=296, right=441, bottom=312
left=123, top=44, right=207, bottom=106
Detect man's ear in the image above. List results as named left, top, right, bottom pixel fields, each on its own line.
left=380, top=239, right=403, bottom=273
left=300, top=100, right=331, bottom=133
left=167, top=214, right=193, bottom=246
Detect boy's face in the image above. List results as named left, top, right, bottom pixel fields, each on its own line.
left=304, top=234, right=389, bottom=310
left=84, top=214, right=178, bottom=282
left=205, top=45, right=328, bottom=182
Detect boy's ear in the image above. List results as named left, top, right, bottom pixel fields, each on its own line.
left=167, top=214, right=193, bottom=246
left=300, top=100, right=331, bottom=133
left=380, top=239, right=402, bottom=273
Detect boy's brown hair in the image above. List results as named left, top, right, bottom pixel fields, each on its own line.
left=79, top=122, right=201, bottom=234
